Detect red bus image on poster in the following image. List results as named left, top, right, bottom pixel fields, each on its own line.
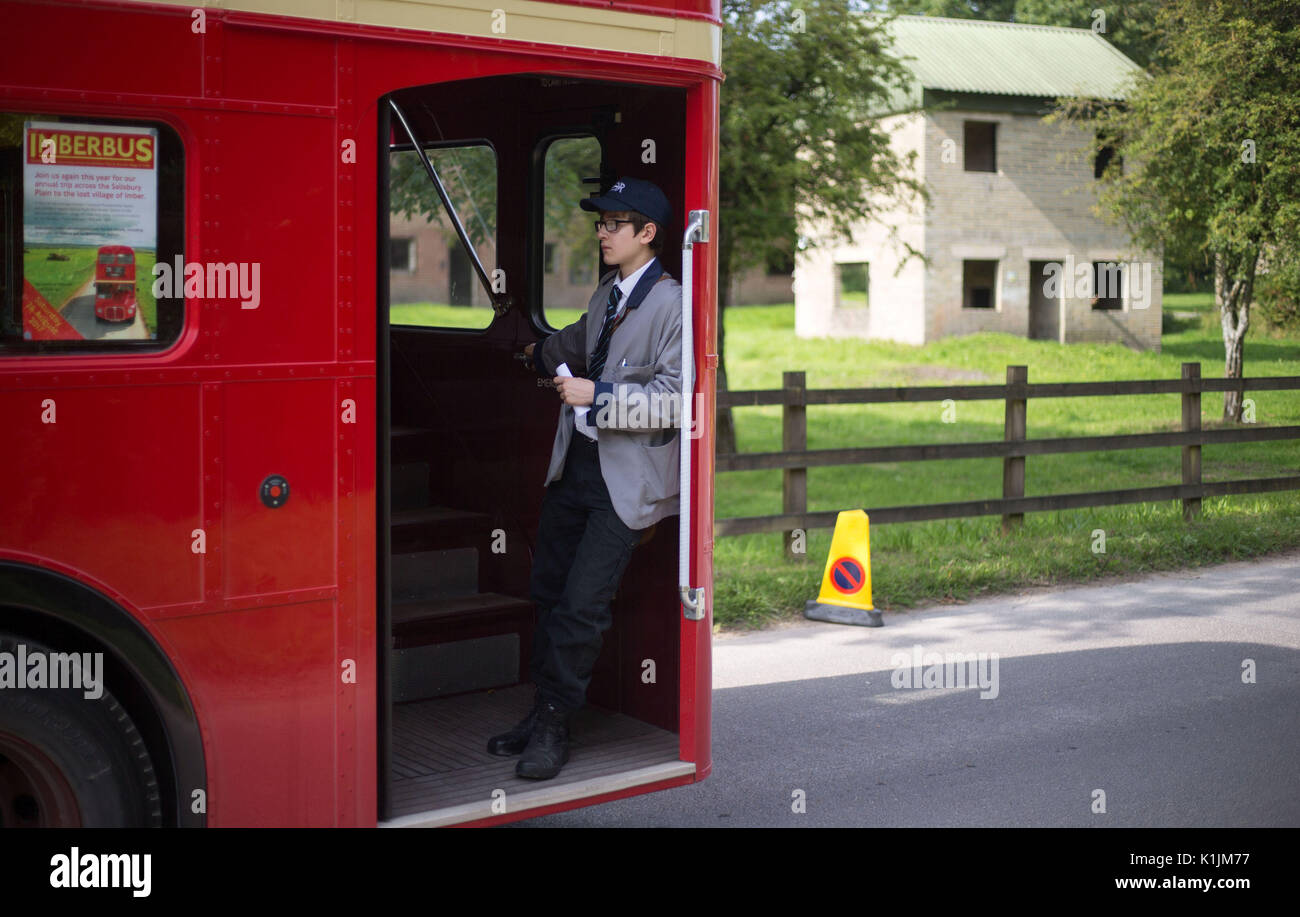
left=93, top=245, right=139, bottom=322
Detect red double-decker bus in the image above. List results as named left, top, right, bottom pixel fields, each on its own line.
left=0, top=0, right=718, bottom=827
left=94, top=245, right=139, bottom=322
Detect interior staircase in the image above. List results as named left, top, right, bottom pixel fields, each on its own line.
left=389, top=425, right=534, bottom=702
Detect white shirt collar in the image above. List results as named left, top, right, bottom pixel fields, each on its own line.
left=613, top=257, right=656, bottom=302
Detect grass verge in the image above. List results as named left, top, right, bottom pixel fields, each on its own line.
left=713, top=301, right=1300, bottom=630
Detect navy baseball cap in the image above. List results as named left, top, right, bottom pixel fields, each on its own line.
left=579, top=177, right=673, bottom=230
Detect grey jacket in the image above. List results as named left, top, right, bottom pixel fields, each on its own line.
left=535, top=260, right=685, bottom=530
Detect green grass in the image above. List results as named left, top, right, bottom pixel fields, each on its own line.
left=24, top=246, right=159, bottom=334
left=1165, top=291, right=1216, bottom=313
left=713, top=302, right=1300, bottom=630
left=134, top=250, right=158, bottom=334
left=390, top=302, right=495, bottom=329
left=23, top=246, right=97, bottom=309
left=391, top=302, right=585, bottom=330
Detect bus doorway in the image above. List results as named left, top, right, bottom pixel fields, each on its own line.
left=378, top=75, right=694, bottom=826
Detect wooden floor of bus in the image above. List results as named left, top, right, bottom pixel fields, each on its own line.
left=390, top=684, right=680, bottom=819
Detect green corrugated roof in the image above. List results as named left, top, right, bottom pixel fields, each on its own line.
left=882, top=15, right=1146, bottom=103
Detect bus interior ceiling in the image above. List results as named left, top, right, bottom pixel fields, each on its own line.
left=382, top=75, right=686, bottom=819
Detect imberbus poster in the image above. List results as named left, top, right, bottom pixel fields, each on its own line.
left=21, top=120, right=159, bottom=341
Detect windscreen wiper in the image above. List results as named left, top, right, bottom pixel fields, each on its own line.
left=388, top=99, right=510, bottom=316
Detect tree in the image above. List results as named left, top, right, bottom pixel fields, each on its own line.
left=1053, top=0, right=1300, bottom=421
left=716, top=0, right=925, bottom=452
left=388, top=135, right=596, bottom=260
left=390, top=145, right=498, bottom=249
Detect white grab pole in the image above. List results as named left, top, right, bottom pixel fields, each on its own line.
left=679, top=210, right=709, bottom=619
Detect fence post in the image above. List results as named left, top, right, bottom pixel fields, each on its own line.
left=1182, top=362, right=1202, bottom=520
left=1002, top=365, right=1027, bottom=533
left=783, top=371, right=807, bottom=558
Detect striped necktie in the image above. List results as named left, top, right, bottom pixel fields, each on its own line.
left=586, top=283, right=623, bottom=381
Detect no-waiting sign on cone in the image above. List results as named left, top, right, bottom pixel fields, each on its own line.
left=804, top=510, right=882, bottom=627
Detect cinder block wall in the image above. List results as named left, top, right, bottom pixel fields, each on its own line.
left=923, top=107, right=1161, bottom=350
left=796, top=103, right=1162, bottom=351
left=1057, top=256, right=1163, bottom=350
left=795, top=111, right=927, bottom=344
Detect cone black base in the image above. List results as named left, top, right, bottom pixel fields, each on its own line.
left=804, top=600, right=883, bottom=627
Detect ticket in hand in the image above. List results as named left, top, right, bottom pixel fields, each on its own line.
left=555, top=363, right=590, bottom=422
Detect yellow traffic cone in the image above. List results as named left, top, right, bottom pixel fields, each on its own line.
left=804, top=510, right=882, bottom=627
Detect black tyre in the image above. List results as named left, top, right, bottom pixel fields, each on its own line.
left=0, top=633, right=162, bottom=827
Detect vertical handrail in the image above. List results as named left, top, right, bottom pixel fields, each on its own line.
left=680, top=210, right=709, bottom=619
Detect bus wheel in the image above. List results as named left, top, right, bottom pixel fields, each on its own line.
left=0, top=634, right=163, bottom=827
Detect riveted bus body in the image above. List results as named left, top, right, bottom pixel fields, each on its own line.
left=0, top=0, right=719, bottom=828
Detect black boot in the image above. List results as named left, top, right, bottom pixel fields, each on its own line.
left=486, top=689, right=544, bottom=756
left=515, top=702, right=571, bottom=780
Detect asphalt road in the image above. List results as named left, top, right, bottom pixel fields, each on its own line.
left=60, top=278, right=148, bottom=340
left=516, top=551, right=1300, bottom=827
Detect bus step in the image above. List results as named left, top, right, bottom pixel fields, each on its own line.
left=391, top=506, right=493, bottom=553
left=390, top=425, right=437, bottom=464
left=392, top=634, right=520, bottom=702
left=392, top=548, right=478, bottom=603
left=390, top=460, right=431, bottom=512
left=392, top=593, right=533, bottom=648
left=391, top=593, right=534, bottom=702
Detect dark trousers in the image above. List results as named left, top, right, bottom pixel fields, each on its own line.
left=528, top=432, right=644, bottom=713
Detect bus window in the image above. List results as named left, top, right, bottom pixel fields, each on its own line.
left=0, top=112, right=184, bottom=353
left=540, top=135, right=602, bottom=330
left=388, top=143, right=498, bottom=330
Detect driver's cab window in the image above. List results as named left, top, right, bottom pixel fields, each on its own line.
left=388, top=142, right=497, bottom=330
left=540, top=135, right=602, bottom=330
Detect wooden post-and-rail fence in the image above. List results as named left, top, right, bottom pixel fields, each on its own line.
left=714, top=363, right=1300, bottom=554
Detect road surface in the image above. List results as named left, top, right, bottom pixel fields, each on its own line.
left=515, top=551, right=1300, bottom=827
left=60, top=278, right=148, bottom=340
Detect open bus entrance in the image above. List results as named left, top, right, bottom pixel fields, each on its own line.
left=377, top=75, right=693, bottom=826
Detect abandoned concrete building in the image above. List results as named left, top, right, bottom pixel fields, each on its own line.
left=795, top=15, right=1162, bottom=351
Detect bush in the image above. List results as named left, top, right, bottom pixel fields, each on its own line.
left=1255, top=259, right=1300, bottom=330
left=1163, top=264, right=1213, bottom=294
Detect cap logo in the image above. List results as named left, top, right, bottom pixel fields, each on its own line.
left=611, top=181, right=626, bottom=192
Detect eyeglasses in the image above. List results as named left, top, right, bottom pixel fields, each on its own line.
left=594, top=219, right=635, bottom=234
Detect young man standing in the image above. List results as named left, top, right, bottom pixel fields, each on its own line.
left=490, top=176, right=684, bottom=780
